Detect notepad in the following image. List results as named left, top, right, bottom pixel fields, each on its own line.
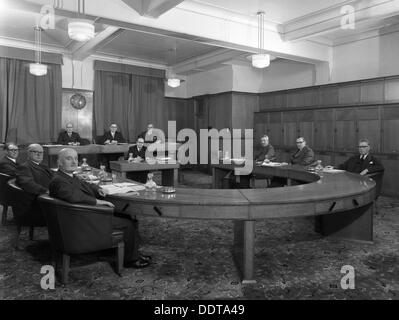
left=101, top=183, right=146, bottom=195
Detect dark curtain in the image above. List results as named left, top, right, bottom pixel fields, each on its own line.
left=94, top=70, right=165, bottom=143
left=0, top=57, right=62, bottom=145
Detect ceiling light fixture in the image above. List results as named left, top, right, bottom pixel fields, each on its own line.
left=167, top=45, right=181, bottom=88
left=68, top=0, right=94, bottom=42
left=251, top=11, right=270, bottom=69
left=29, top=26, right=47, bottom=76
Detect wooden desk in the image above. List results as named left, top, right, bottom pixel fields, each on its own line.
left=105, top=163, right=375, bottom=283
left=109, top=161, right=179, bottom=187
left=43, top=144, right=133, bottom=167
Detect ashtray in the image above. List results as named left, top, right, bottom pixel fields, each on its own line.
left=162, top=187, right=176, bottom=194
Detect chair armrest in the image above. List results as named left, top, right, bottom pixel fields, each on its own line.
left=38, top=194, right=114, bottom=215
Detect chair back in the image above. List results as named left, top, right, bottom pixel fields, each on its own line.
left=0, top=173, right=11, bottom=206
left=368, top=171, right=384, bottom=200
left=7, top=179, right=46, bottom=226
left=38, top=194, right=115, bottom=254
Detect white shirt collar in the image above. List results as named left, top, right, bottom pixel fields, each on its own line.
left=60, top=170, right=74, bottom=177
left=6, top=156, right=16, bottom=163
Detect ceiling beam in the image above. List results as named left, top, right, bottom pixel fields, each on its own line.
left=284, top=0, right=399, bottom=42
left=121, top=0, right=185, bottom=18
left=68, top=27, right=125, bottom=61
left=171, top=48, right=244, bottom=74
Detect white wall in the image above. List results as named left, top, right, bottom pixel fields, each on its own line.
left=62, top=57, right=95, bottom=91
left=232, top=64, right=263, bottom=93
left=332, top=31, right=399, bottom=82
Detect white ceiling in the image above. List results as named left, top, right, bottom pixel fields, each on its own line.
left=193, top=0, right=350, bottom=24
left=1, top=0, right=399, bottom=73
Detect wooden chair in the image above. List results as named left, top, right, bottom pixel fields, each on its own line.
left=38, top=194, right=124, bottom=284
left=6, top=179, right=46, bottom=246
left=0, top=173, right=11, bottom=225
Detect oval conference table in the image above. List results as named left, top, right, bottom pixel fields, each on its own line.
left=107, top=162, right=376, bottom=284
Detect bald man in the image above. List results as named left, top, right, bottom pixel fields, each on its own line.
left=57, top=123, right=83, bottom=146
left=15, top=144, right=53, bottom=223
left=49, top=148, right=150, bottom=268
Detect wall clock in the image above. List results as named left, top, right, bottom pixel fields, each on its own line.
left=70, top=93, right=87, bottom=110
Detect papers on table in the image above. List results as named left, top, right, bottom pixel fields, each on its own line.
left=43, top=144, right=63, bottom=147
left=101, top=183, right=146, bottom=195
left=261, top=162, right=288, bottom=167
left=322, top=168, right=345, bottom=173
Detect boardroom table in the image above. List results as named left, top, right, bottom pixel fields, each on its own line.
left=105, top=162, right=376, bottom=283
left=109, top=160, right=180, bottom=187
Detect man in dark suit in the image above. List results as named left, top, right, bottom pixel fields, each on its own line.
left=254, top=135, right=276, bottom=162
left=126, top=137, right=148, bottom=183
left=138, top=123, right=159, bottom=143
left=57, top=123, right=83, bottom=145
left=338, top=138, right=384, bottom=175
left=49, top=148, right=150, bottom=268
left=15, top=144, right=54, bottom=223
left=290, top=137, right=315, bottom=166
left=101, top=124, right=126, bottom=145
left=0, top=143, right=20, bottom=177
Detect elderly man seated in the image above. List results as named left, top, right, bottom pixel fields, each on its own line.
left=49, top=148, right=151, bottom=268
left=0, top=142, right=20, bottom=177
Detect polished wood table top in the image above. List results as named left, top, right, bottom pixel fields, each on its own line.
left=43, top=144, right=133, bottom=155
left=109, top=160, right=179, bottom=172
left=107, top=163, right=376, bottom=220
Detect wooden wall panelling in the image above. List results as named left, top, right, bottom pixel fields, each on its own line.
left=381, top=105, right=399, bottom=153
left=356, top=106, right=380, bottom=152
left=334, top=108, right=357, bottom=152
left=254, top=113, right=268, bottom=144
left=287, top=91, right=305, bottom=108
left=232, top=93, right=259, bottom=134
left=268, top=112, right=283, bottom=147
left=303, top=88, right=319, bottom=106
left=282, top=111, right=297, bottom=146
left=319, top=86, right=338, bottom=106
left=384, top=78, right=399, bottom=102
left=259, top=94, right=274, bottom=111
left=314, top=109, right=334, bottom=150
left=338, top=83, right=360, bottom=105
left=274, top=93, right=287, bottom=108
left=361, top=80, right=384, bottom=103
left=297, top=110, right=314, bottom=146
left=208, top=93, right=232, bottom=130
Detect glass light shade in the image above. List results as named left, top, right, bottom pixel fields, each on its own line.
left=29, top=63, right=47, bottom=76
left=167, top=78, right=181, bottom=88
left=68, top=21, right=95, bottom=42
left=251, top=53, right=270, bottom=68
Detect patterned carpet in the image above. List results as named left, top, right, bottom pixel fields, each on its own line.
left=0, top=169, right=398, bottom=300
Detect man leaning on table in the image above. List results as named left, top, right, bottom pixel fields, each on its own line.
left=49, top=148, right=151, bottom=268
left=101, top=123, right=126, bottom=145
left=255, top=135, right=276, bottom=162
left=57, top=123, right=83, bottom=146
left=290, top=137, right=315, bottom=166
left=337, top=138, right=384, bottom=175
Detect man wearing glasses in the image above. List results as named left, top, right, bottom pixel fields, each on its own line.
left=338, top=139, right=384, bottom=175
left=0, top=143, right=20, bottom=177
left=57, top=123, right=83, bottom=146
left=16, top=144, right=54, bottom=220
left=290, top=137, right=315, bottom=166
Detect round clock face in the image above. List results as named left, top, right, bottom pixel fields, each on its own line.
left=70, top=93, right=87, bottom=110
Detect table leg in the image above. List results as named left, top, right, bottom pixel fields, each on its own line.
left=212, top=167, right=226, bottom=189
left=317, top=202, right=374, bottom=242
left=233, top=220, right=256, bottom=284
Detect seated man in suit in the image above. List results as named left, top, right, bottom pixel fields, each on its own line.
left=57, top=123, right=82, bottom=146
left=337, top=138, right=384, bottom=175
left=49, top=148, right=150, bottom=268
left=0, top=143, right=20, bottom=177
left=101, top=124, right=126, bottom=145
left=254, top=135, right=276, bottom=162
left=15, top=144, right=54, bottom=224
left=290, top=137, right=315, bottom=166
left=138, top=123, right=159, bottom=143
left=126, top=137, right=148, bottom=183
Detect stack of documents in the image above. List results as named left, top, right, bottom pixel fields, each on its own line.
left=261, top=162, right=288, bottom=167
left=101, top=183, right=146, bottom=195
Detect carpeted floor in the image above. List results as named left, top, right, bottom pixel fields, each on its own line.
left=0, top=169, right=398, bottom=300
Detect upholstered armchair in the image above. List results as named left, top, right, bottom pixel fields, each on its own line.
left=6, top=179, right=46, bottom=245
left=38, top=194, right=125, bottom=284
left=0, top=173, right=11, bottom=225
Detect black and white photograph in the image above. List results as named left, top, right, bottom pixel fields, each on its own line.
left=0, top=0, right=398, bottom=306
